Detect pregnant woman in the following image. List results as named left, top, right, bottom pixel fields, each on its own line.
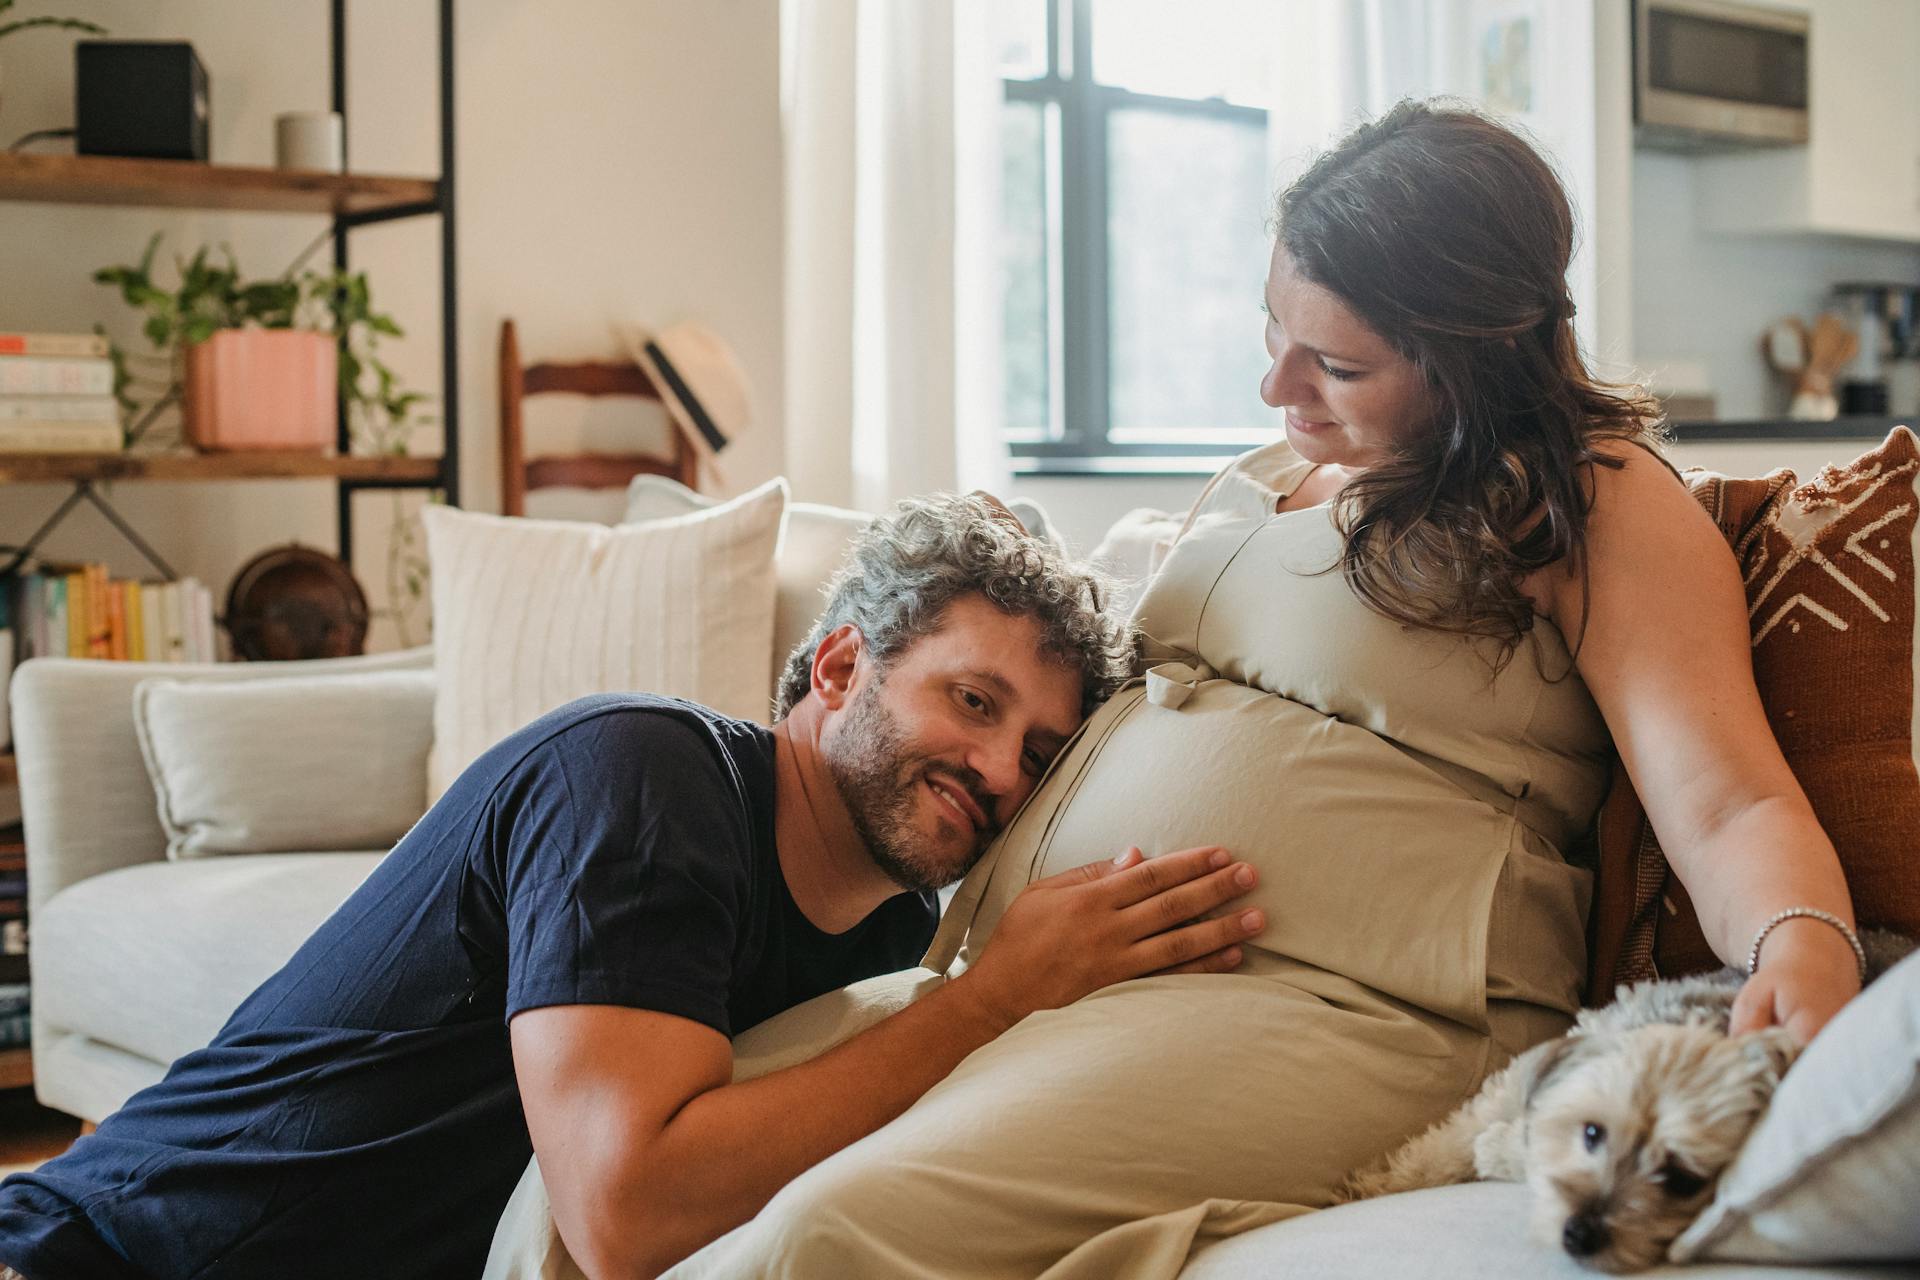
left=635, top=100, right=1865, bottom=1279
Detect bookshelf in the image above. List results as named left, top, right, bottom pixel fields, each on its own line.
left=0, top=0, right=461, bottom=1097
left=0, top=451, right=443, bottom=486
left=0, top=153, right=439, bottom=220
left=0, top=0, right=461, bottom=574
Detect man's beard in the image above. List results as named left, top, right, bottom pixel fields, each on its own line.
left=823, top=680, right=995, bottom=894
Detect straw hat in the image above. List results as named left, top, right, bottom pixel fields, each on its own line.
left=620, top=322, right=752, bottom=483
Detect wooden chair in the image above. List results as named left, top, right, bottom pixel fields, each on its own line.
left=497, top=318, right=697, bottom=516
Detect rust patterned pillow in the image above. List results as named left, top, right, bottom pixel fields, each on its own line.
left=1589, top=427, right=1920, bottom=995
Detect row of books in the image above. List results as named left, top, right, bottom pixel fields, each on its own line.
left=0, top=331, right=123, bottom=455
left=0, top=820, right=27, bottom=1031
left=0, top=986, right=25, bottom=1051
left=8, top=564, right=220, bottom=663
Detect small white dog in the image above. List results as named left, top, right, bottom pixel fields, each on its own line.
left=1341, top=932, right=1912, bottom=1274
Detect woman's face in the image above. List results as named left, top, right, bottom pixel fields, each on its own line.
left=1260, top=243, right=1432, bottom=471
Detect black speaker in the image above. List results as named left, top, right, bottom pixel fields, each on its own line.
left=75, top=41, right=210, bottom=162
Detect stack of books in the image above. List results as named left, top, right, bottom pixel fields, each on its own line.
left=0, top=819, right=26, bottom=1030
left=0, top=985, right=25, bottom=1054
left=0, top=331, right=123, bottom=455
left=8, top=564, right=219, bottom=663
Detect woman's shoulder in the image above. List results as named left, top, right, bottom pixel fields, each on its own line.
left=1577, top=436, right=1699, bottom=546
left=1521, top=432, right=1690, bottom=620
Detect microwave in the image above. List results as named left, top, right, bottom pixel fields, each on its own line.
left=1634, top=0, right=1809, bottom=150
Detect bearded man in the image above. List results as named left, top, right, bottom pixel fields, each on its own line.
left=0, top=494, right=1266, bottom=1280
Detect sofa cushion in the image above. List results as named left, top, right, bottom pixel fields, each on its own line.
left=33, top=852, right=382, bottom=1067
left=1671, top=947, right=1920, bottom=1265
left=623, top=473, right=870, bottom=686
left=1593, top=427, right=1920, bottom=989
left=132, top=670, right=434, bottom=859
left=1180, top=1183, right=1913, bottom=1279
left=423, top=477, right=785, bottom=799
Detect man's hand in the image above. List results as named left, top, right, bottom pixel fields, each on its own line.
left=957, top=844, right=1262, bottom=1032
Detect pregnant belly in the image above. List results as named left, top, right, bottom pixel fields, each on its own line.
left=939, top=679, right=1542, bottom=1026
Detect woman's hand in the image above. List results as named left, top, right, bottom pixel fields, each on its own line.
left=1729, top=917, right=1863, bottom=1043
left=958, top=845, right=1263, bottom=1032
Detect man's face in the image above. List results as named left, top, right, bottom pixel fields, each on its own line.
left=822, top=594, right=1085, bottom=893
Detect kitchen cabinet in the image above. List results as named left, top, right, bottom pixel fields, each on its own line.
left=1693, top=0, right=1920, bottom=243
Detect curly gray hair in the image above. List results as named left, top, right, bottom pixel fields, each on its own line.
left=773, top=493, right=1135, bottom=721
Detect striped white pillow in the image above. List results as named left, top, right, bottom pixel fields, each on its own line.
left=422, top=478, right=786, bottom=799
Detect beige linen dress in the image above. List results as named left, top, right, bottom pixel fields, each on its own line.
left=643, top=441, right=1616, bottom=1279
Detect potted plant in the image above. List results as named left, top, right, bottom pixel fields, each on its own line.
left=94, top=232, right=422, bottom=455
left=94, top=233, right=437, bottom=645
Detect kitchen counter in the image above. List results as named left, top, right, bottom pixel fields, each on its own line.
left=1669, top=415, right=1915, bottom=440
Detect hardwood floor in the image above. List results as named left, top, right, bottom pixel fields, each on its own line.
left=0, top=1087, right=80, bottom=1174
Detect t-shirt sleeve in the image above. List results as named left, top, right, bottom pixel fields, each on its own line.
left=495, top=712, right=754, bottom=1036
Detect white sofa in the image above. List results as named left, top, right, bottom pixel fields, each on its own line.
left=11, top=488, right=1913, bottom=1279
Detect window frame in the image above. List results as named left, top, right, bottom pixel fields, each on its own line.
left=1003, top=0, right=1271, bottom=474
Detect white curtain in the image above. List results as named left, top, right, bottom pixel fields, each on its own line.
left=782, top=0, right=1003, bottom=513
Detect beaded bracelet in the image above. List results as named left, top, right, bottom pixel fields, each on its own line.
left=1745, top=907, right=1867, bottom=980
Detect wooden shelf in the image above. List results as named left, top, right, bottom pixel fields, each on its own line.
left=0, top=756, right=14, bottom=788
left=0, top=452, right=444, bottom=485
left=0, top=1048, right=32, bottom=1092
left=0, top=153, right=440, bottom=219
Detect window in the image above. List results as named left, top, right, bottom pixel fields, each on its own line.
left=996, top=0, right=1280, bottom=472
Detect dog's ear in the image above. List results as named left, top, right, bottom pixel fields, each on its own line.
left=1740, top=1028, right=1801, bottom=1088
left=1517, top=1032, right=1589, bottom=1109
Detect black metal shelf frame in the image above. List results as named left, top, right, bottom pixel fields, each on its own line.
left=332, top=0, right=459, bottom=568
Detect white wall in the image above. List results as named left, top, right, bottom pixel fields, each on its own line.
left=0, top=0, right=784, bottom=651
left=1631, top=152, right=1920, bottom=421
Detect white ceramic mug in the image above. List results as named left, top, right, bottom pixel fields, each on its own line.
left=275, top=111, right=344, bottom=172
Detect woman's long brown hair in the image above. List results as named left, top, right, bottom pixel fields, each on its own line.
left=1275, top=100, right=1666, bottom=674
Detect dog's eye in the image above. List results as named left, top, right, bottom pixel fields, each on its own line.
left=1657, top=1159, right=1708, bottom=1198
left=1581, top=1123, right=1605, bottom=1153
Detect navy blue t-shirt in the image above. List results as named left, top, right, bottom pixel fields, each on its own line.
left=0, top=694, right=937, bottom=1280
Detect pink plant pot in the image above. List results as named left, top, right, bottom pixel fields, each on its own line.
left=183, top=330, right=338, bottom=452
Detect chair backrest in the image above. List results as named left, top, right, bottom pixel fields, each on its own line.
left=497, top=318, right=696, bottom=516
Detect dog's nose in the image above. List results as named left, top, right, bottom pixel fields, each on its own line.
left=1562, top=1213, right=1610, bottom=1257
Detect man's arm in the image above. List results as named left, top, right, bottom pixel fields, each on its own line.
left=513, top=844, right=1263, bottom=1279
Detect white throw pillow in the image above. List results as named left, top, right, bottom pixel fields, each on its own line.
left=623, top=473, right=871, bottom=685
left=1670, top=947, right=1920, bottom=1264
left=133, top=670, right=435, bottom=859
left=423, top=478, right=786, bottom=798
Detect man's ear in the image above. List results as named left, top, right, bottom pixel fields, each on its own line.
left=810, top=623, right=867, bottom=710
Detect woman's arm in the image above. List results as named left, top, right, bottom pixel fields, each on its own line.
left=1542, top=442, right=1860, bottom=1041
